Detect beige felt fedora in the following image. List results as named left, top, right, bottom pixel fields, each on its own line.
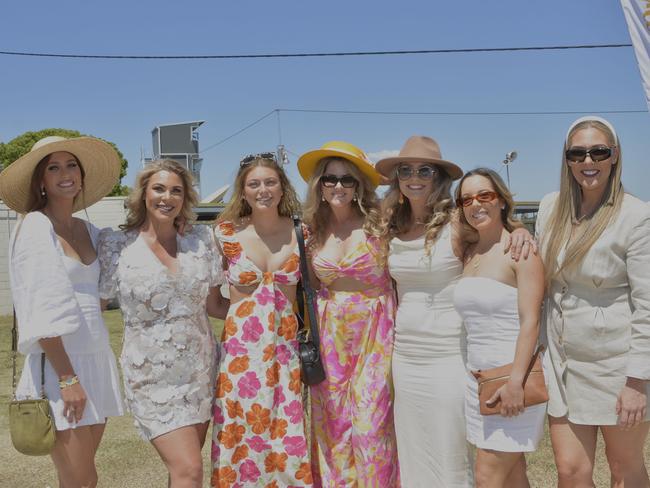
left=375, top=135, right=463, bottom=181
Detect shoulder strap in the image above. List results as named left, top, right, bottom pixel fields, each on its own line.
left=522, top=344, right=546, bottom=385
left=292, top=216, right=320, bottom=351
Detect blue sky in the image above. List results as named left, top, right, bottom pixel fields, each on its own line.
left=1, top=0, right=649, bottom=201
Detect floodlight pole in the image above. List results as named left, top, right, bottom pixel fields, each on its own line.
left=503, top=151, right=518, bottom=189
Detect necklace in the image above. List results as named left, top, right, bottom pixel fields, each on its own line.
left=45, top=212, right=77, bottom=244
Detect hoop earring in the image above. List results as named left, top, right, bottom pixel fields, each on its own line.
left=398, top=193, right=404, bottom=204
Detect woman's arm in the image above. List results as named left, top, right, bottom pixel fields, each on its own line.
left=39, top=337, right=87, bottom=424
left=207, top=287, right=230, bottom=320
left=618, top=212, right=650, bottom=428
left=488, top=253, right=545, bottom=417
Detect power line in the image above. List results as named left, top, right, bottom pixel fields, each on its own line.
left=277, top=108, right=648, bottom=116
left=200, top=110, right=277, bottom=153
left=0, top=43, right=633, bottom=60
left=199, top=106, right=648, bottom=153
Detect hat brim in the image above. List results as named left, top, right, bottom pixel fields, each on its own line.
left=297, top=148, right=381, bottom=188
left=0, top=137, right=121, bottom=214
left=375, top=156, right=463, bottom=181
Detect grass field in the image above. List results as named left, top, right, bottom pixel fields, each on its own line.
left=1, top=311, right=648, bottom=487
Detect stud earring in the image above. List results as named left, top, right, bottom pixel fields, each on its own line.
left=353, top=193, right=358, bottom=202
left=398, top=193, right=404, bottom=204
left=322, top=195, right=326, bottom=202
left=40, top=188, right=46, bottom=197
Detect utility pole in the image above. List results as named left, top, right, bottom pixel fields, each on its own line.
left=503, top=151, right=517, bottom=189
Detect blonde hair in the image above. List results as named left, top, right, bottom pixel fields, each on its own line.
left=541, top=119, right=623, bottom=285
left=121, top=159, right=198, bottom=232
left=380, top=166, right=455, bottom=255
left=219, top=156, right=301, bottom=222
left=303, top=157, right=382, bottom=247
left=455, top=167, right=523, bottom=241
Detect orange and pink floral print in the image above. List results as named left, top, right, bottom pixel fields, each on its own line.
left=211, top=221, right=313, bottom=487
left=310, top=235, right=400, bottom=487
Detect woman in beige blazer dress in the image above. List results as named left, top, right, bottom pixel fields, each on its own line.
left=537, top=116, right=650, bottom=487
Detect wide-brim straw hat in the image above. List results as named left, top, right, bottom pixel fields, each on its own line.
left=0, top=136, right=121, bottom=213
left=375, top=135, right=463, bottom=181
left=297, top=140, right=381, bottom=188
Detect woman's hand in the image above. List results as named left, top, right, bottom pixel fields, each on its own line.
left=60, top=379, right=87, bottom=424
left=174, top=216, right=192, bottom=236
left=616, top=377, right=647, bottom=429
left=504, top=227, right=538, bottom=261
left=487, top=380, right=525, bottom=417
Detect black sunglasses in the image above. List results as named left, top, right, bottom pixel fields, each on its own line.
left=240, top=152, right=277, bottom=167
left=396, top=165, right=437, bottom=181
left=320, top=174, right=358, bottom=188
left=565, top=145, right=614, bottom=164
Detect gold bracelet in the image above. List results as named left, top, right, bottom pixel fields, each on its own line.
left=58, top=375, right=79, bottom=389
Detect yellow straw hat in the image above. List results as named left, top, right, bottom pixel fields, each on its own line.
left=0, top=136, right=122, bottom=214
left=296, top=141, right=381, bottom=188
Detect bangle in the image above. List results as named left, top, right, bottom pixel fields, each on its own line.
left=58, top=375, right=79, bottom=389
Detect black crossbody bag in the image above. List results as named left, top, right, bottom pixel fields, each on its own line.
left=292, top=216, right=326, bottom=386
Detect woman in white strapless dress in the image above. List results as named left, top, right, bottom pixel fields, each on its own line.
left=453, top=168, right=546, bottom=487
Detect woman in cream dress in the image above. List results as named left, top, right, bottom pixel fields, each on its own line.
left=376, top=136, right=533, bottom=487
left=537, top=116, right=650, bottom=487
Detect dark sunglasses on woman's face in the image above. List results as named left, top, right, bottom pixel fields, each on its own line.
left=320, top=174, right=358, bottom=188
left=565, top=145, right=614, bottom=164
left=456, top=190, right=499, bottom=208
left=396, top=165, right=437, bottom=181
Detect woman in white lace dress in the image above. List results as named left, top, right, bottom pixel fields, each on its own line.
left=98, top=159, right=229, bottom=487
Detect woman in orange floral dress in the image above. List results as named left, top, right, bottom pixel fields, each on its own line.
left=211, top=153, right=313, bottom=487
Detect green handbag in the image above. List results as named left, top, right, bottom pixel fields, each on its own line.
left=8, top=312, right=56, bottom=456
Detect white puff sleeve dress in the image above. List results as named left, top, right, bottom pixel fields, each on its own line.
left=11, top=212, right=123, bottom=430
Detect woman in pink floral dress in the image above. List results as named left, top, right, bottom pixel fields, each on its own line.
left=297, top=141, right=399, bottom=487
left=211, top=153, right=313, bottom=487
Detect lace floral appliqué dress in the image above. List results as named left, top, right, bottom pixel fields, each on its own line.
left=210, top=221, right=313, bottom=488
left=98, top=225, right=224, bottom=440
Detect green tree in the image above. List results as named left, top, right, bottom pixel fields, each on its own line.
left=0, top=128, right=129, bottom=196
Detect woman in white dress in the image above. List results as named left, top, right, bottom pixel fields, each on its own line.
left=453, top=168, right=546, bottom=487
left=537, top=116, right=650, bottom=487
left=98, top=159, right=229, bottom=488
left=376, top=136, right=534, bottom=487
left=1, top=136, right=124, bottom=487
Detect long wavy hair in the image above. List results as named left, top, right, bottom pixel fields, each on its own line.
left=541, top=119, right=624, bottom=285
left=380, top=165, right=455, bottom=255
left=303, top=157, right=382, bottom=248
left=454, top=167, right=523, bottom=243
left=121, top=159, right=198, bottom=232
left=219, top=156, right=301, bottom=223
left=28, top=152, right=86, bottom=212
